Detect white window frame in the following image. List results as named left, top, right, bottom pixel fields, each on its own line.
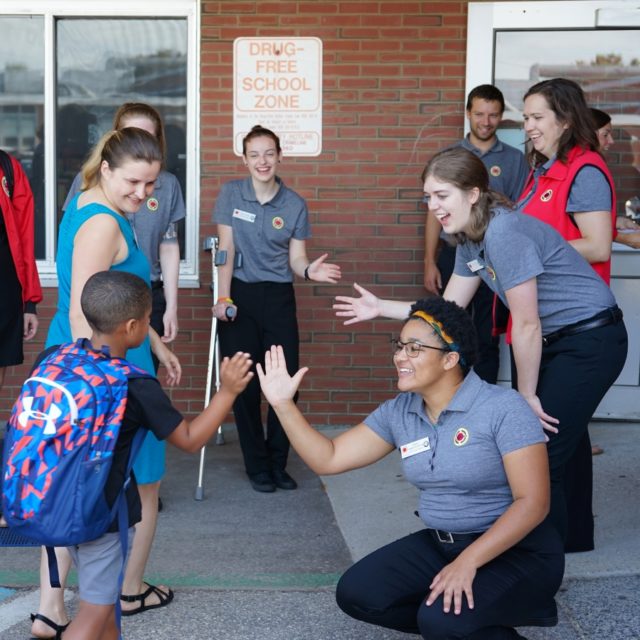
left=1, top=0, right=201, bottom=287
left=466, top=0, right=640, bottom=134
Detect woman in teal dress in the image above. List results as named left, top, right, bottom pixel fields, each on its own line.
left=32, top=127, right=180, bottom=639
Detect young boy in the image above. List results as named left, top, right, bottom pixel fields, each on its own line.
left=55, top=270, right=253, bottom=640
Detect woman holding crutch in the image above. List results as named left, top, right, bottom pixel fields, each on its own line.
left=211, top=125, right=341, bottom=493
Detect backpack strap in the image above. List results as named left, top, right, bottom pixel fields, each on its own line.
left=45, top=546, right=62, bottom=589
left=0, top=149, right=14, bottom=199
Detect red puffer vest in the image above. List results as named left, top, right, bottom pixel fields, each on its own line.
left=518, top=145, right=616, bottom=283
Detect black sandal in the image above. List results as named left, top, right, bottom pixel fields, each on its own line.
left=120, top=582, right=174, bottom=616
left=29, top=613, right=70, bottom=640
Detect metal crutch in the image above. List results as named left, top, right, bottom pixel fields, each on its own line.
left=194, top=235, right=234, bottom=500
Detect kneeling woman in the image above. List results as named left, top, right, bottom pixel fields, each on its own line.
left=257, top=297, right=564, bottom=639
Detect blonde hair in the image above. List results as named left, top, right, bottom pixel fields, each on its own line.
left=80, top=127, right=162, bottom=190
left=113, top=102, right=166, bottom=162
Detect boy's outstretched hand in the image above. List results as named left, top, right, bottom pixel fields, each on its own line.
left=219, top=351, right=254, bottom=395
left=256, top=345, right=309, bottom=408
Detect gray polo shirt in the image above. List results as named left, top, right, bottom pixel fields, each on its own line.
left=364, top=371, right=545, bottom=533
left=457, top=135, right=529, bottom=201
left=453, top=208, right=617, bottom=334
left=64, top=170, right=185, bottom=282
left=212, top=177, right=311, bottom=283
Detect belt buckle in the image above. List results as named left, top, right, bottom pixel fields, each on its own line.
left=436, top=529, right=454, bottom=544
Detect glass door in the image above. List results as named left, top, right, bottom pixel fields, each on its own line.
left=467, top=1, right=640, bottom=419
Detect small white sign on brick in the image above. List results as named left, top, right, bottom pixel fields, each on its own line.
left=233, top=37, right=322, bottom=157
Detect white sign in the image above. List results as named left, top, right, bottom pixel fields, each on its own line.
left=233, top=37, right=322, bottom=156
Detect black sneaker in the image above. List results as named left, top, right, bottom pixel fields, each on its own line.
left=249, top=471, right=276, bottom=493
left=272, top=469, right=298, bottom=490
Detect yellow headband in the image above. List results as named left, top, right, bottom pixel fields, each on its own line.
left=410, top=310, right=466, bottom=368
left=411, top=311, right=455, bottom=345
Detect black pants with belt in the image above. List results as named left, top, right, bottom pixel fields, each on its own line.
left=336, top=519, right=564, bottom=639
left=218, top=278, right=299, bottom=476
left=537, top=320, right=628, bottom=549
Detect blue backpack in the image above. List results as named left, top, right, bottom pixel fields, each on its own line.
left=2, top=339, right=150, bottom=555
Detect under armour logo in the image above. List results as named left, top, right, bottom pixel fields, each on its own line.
left=18, top=397, right=62, bottom=435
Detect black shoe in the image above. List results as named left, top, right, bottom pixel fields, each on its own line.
left=272, top=469, right=298, bottom=490
left=249, top=471, right=276, bottom=493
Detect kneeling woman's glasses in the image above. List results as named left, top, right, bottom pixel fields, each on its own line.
left=391, top=338, right=449, bottom=358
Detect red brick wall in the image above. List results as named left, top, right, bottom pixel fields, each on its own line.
left=1, top=0, right=474, bottom=425
left=195, top=0, right=472, bottom=424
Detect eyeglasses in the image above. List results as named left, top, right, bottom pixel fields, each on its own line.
left=391, top=338, right=449, bottom=358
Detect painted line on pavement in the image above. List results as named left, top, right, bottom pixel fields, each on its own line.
left=144, top=572, right=342, bottom=589
left=1, top=571, right=340, bottom=590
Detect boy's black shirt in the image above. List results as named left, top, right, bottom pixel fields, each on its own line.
left=33, top=344, right=184, bottom=531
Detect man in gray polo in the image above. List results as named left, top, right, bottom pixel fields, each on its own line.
left=423, top=84, right=529, bottom=383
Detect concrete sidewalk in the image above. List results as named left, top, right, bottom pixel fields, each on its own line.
left=0, top=422, right=638, bottom=639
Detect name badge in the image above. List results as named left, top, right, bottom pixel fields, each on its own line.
left=400, top=437, right=431, bottom=459
left=466, top=259, right=484, bottom=273
left=233, top=208, right=256, bottom=223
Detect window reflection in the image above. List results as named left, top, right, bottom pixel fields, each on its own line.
left=0, top=16, right=45, bottom=257
left=56, top=18, right=188, bottom=252
left=494, top=29, right=640, bottom=217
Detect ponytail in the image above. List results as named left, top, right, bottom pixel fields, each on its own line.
left=80, top=127, right=162, bottom=190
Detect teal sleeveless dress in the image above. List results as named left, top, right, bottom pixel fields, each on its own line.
left=47, top=193, right=166, bottom=483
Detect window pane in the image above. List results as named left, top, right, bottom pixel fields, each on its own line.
left=56, top=18, right=188, bottom=253
left=494, top=29, right=640, bottom=216
left=0, top=16, right=45, bottom=258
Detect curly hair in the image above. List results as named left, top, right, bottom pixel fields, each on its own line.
left=407, top=297, right=478, bottom=376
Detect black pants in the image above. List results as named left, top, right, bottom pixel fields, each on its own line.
left=150, top=283, right=167, bottom=373
left=537, top=321, right=628, bottom=548
left=336, top=519, right=564, bottom=639
left=218, top=279, right=299, bottom=476
left=438, top=244, right=502, bottom=384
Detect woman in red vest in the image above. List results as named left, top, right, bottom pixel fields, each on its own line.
left=519, top=78, right=616, bottom=283
left=518, top=78, right=616, bottom=554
